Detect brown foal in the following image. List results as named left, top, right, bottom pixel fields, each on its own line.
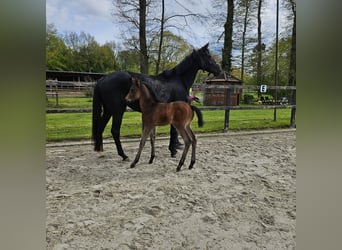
left=125, top=77, right=204, bottom=172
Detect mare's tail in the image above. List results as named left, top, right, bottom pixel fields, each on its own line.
left=191, top=105, right=204, bottom=127
left=92, top=83, right=103, bottom=151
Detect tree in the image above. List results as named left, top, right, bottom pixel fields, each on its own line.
left=262, top=37, right=291, bottom=87
left=221, top=0, right=234, bottom=73
left=46, top=24, right=70, bottom=71
left=284, top=0, right=296, bottom=126
left=285, top=0, right=296, bottom=87
left=112, top=0, right=151, bottom=74
left=67, top=32, right=115, bottom=72
left=113, top=0, right=209, bottom=75
left=149, top=31, right=192, bottom=72
left=153, top=0, right=208, bottom=74
left=116, top=48, right=141, bottom=72
left=139, top=0, right=149, bottom=74
left=238, top=0, right=252, bottom=82
left=256, top=0, right=263, bottom=86
left=77, top=32, right=98, bottom=72
left=155, top=0, right=165, bottom=74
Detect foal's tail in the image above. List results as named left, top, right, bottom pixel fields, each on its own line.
left=191, top=105, right=204, bottom=128
left=92, top=83, right=103, bottom=151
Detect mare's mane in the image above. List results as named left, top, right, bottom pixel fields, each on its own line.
left=128, top=45, right=211, bottom=103
left=128, top=49, right=198, bottom=84
left=158, top=49, right=199, bottom=79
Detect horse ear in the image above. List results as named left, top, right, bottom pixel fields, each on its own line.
left=136, top=79, right=141, bottom=87
left=132, top=77, right=139, bottom=87
left=203, top=43, right=209, bottom=49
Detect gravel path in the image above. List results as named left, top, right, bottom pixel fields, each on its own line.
left=46, top=129, right=296, bottom=250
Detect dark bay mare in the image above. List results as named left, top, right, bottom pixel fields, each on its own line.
left=92, top=43, right=221, bottom=160
left=125, top=77, right=203, bottom=171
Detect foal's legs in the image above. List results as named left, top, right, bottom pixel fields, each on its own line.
left=176, top=129, right=191, bottom=172
left=186, top=126, right=197, bottom=170
left=131, top=126, right=154, bottom=168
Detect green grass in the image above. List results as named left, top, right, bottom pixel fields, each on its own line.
left=46, top=109, right=292, bottom=142
left=46, top=97, right=93, bottom=109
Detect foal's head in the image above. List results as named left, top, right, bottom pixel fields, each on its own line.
left=125, top=77, right=141, bottom=103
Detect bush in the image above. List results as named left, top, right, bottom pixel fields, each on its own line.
left=243, top=94, right=254, bottom=104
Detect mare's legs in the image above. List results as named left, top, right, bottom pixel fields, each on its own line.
left=149, top=128, right=156, bottom=164
left=176, top=129, right=191, bottom=172
left=94, top=111, right=111, bottom=152
left=131, top=126, right=154, bottom=168
left=169, top=125, right=179, bottom=157
left=111, top=110, right=128, bottom=161
left=100, top=112, right=111, bottom=133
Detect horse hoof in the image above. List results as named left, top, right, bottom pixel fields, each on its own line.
left=189, top=162, right=195, bottom=169
left=175, top=142, right=184, bottom=150
left=148, top=156, right=155, bottom=164
left=171, top=152, right=177, bottom=158
left=121, top=154, right=129, bottom=160
left=130, top=163, right=136, bottom=168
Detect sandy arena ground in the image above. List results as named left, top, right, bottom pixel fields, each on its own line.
left=46, top=129, right=296, bottom=250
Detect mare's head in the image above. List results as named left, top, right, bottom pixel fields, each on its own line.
left=125, top=77, right=141, bottom=103
left=195, top=43, right=221, bottom=76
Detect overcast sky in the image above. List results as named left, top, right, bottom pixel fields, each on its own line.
left=46, top=0, right=288, bottom=51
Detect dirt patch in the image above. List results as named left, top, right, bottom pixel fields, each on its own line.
left=46, top=130, right=296, bottom=249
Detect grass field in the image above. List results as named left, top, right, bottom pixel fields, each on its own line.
left=46, top=108, right=293, bottom=141
left=46, top=96, right=93, bottom=108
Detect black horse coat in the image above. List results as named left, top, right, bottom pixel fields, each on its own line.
left=92, top=43, right=221, bottom=160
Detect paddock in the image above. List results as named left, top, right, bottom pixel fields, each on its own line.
left=46, top=129, right=296, bottom=249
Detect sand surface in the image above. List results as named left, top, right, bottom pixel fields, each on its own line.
left=46, top=129, right=296, bottom=250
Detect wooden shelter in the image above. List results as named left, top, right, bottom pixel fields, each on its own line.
left=46, top=70, right=105, bottom=82
left=203, top=72, right=242, bottom=106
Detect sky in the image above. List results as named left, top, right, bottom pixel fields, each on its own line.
left=46, top=0, right=289, bottom=53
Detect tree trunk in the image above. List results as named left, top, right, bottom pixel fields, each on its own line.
left=155, top=0, right=165, bottom=75
left=288, top=0, right=296, bottom=127
left=222, top=0, right=234, bottom=74
left=241, top=0, right=250, bottom=82
left=288, top=1, right=296, bottom=87
left=139, top=0, right=148, bottom=74
left=256, top=0, right=263, bottom=87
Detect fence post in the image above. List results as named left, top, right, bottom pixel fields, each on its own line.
left=55, top=85, right=59, bottom=107
left=224, top=88, right=231, bottom=132
left=290, top=89, right=296, bottom=128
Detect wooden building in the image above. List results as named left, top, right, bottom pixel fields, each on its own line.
left=46, top=70, right=106, bottom=92
left=46, top=70, right=105, bottom=82
left=203, top=72, right=243, bottom=106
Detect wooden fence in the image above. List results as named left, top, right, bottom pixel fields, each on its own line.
left=46, top=83, right=296, bottom=130
left=201, top=84, right=296, bottom=130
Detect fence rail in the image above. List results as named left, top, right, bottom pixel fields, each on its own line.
left=46, top=84, right=296, bottom=129
left=203, top=84, right=296, bottom=90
